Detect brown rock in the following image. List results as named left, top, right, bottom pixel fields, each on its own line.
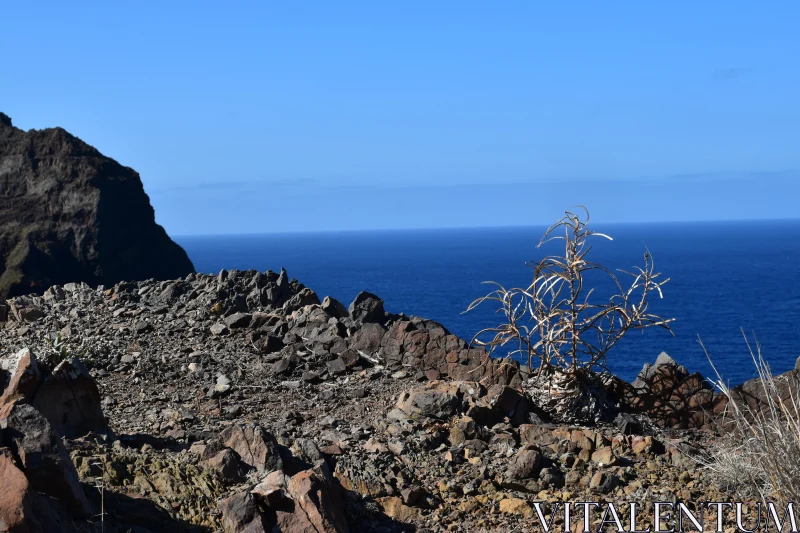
left=448, top=415, right=476, bottom=446
left=363, top=437, right=388, bottom=454
left=499, top=498, right=534, bottom=518
left=0, top=450, right=73, bottom=532
left=251, top=470, right=290, bottom=507
left=519, top=424, right=557, bottom=447
left=349, top=322, right=386, bottom=354
left=9, top=302, right=45, bottom=323
left=489, top=432, right=517, bottom=454
left=590, top=471, right=621, bottom=494
left=377, top=496, right=423, bottom=522
left=590, top=446, right=618, bottom=466
left=277, top=470, right=349, bottom=532
left=574, top=436, right=595, bottom=453
left=338, top=350, right=360, bottom=369
left=201, top=448, right=245, bottom=484
left=319, top=444, right=344, bottom=456
left=0, top=448, right=36, bottom=533
left=0, top=402, right=92, bottom=518
left=505, top=449, right=542, bottom=480
left=631, top=437, right=649, bottom=455
left=467, top=384, right=529, bottom=427
left=220, top=424, right=284, bottom=474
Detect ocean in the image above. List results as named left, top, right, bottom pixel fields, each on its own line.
left=176, top=219, right=800, bottom=385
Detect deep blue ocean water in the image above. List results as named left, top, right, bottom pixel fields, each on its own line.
left=176, top=220, right=800, bottom=385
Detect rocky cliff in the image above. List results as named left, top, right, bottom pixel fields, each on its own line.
left=0, top=112, right=194, bottom=298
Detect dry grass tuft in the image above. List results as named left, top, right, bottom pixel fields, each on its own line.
left=701, top=333, right=800, bottom=505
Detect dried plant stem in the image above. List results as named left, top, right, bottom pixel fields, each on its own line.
left=700, top=332, right=800, bottom=505
left=465, top=206, right=674, bottom=376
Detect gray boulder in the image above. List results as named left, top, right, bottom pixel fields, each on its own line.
left=348, top=291, right=385, bottom=324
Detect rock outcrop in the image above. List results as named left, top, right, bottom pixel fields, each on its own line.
left=0, top=347, right=108, bottom=439
left=0, top=267, right=775, bottom=531
left=0, top=112, right=194, bottom=299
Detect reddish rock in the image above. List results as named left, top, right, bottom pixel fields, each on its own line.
left=279, top=470, right=349, bottom=533
left=0, top=349, right=41, bottom=404
left=220, top=424, right=285, bottom=473
left=220, top=468, right=349, bottom=533
left=6, top=299, right=46, bottom=323
left=338, top=350, right=360, bottom=369
left=424, top=369, right=441, bottom=381
left=201, top=448, right=245, bottom=485
left=403, top=331, right=429, bottom=356
left=0, top=448, right=36, bottom=533
left=319, top=444, right=344, bottom=456
left=0, top=402, right=92, bottom=518
left=590, top=446, right=618, bottom=466
left=422, top=348, right=447, bottom=370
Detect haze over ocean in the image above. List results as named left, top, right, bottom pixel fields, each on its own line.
left=177, top=219, right=800, bottom=385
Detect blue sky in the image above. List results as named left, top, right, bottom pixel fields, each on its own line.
left=2, top=2, right=799, bottom=234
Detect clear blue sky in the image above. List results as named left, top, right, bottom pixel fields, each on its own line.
left=2, top=2, right=798, bottom=235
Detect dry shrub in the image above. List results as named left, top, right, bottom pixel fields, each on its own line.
left=702, top=334, right=800, bottom=505
left=466, top=206, right=674, bottom=375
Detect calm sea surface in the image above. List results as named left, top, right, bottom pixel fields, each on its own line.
left=176, top=220, right=800, bottom=385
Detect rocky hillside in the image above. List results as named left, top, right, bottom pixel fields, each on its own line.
left=0, top=112, right=194, bottom=299
left=0, top=268, right=768, bottom=532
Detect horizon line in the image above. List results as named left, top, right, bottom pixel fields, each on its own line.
left=171, top=216, right=800, bottom=239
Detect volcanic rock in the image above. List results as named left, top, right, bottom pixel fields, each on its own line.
left=321, top=296, right=349, bottom=319
left=220, top=424, right=286, bottom=474
left=0, top=348, right=41, bottom=403
left=348, top=291, right=385, bottom=324
left=632, top=351, right=688, bottom=390
left=30, top=357, right=106, bottom=439
left=505, top=449, right=542, bottom=480
left=0, top=448, right=76, bottom=533
left=0, top=113, right=194, bottom=299
left=0, top=402, right=92, bottom=518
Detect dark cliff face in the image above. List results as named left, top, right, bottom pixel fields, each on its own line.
left=0, top=112, right=195, bottom=298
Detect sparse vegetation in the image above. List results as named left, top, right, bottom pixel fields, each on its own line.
left=465, top=206, right=674, bottom=376
left=701, top=334, right=800, bottom=505
left=48, top=331, right=70, bottom=365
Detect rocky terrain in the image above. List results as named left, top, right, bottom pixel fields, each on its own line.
left=0, top=112, right=194, bottom=299
left=0, top=267, right=773, bottom=532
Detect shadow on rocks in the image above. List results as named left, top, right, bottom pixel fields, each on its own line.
left=86, top=489, right=211, bottom=533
